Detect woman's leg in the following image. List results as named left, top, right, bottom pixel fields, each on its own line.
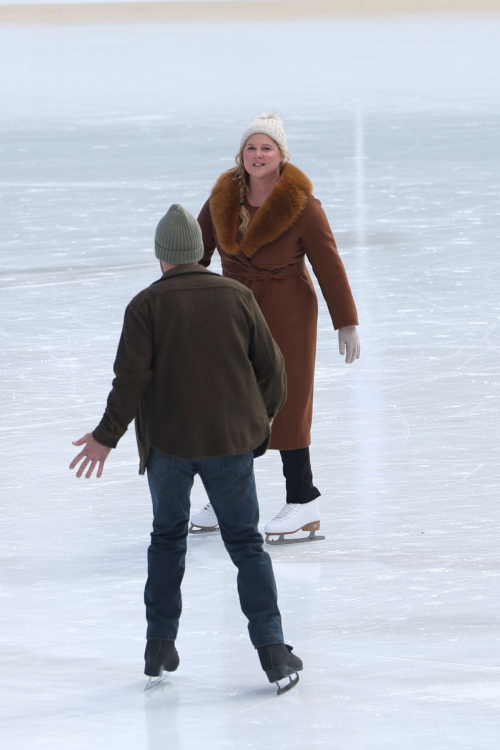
left=262, top=448, right=324, bottom=543
left=279, top=447, right=321, bottom=504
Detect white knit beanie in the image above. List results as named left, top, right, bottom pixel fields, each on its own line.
left=240, top=113, right=288, bottom=152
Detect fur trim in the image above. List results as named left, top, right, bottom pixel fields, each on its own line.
left=209, top=163, right=313, bottom=258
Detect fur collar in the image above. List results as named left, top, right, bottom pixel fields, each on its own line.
left=209, top=162, right=313, bottom=258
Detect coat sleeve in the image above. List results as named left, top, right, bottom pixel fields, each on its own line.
left=301, top=196, right=359, bottom=330
left=197, top=199, right=217, bottom=268
left=247, top=296, right=287, bottom=419
left=92, top=300, right=153, bottom=448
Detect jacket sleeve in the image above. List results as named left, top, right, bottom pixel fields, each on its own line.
left=92, top=301, right=153, bottom=448
left=197, top=199, right=217, bottom=268
left=247, top=296, right=287, bottom=419
left=301, top=196, right=359, bottom=330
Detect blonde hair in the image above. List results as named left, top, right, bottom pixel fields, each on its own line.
left=233, top=139, right=290, bottom=236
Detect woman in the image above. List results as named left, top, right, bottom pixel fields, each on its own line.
left=189, top=114, right=360, bottom=544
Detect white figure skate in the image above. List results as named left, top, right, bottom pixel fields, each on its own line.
left=264, top=499, right=325, bottom=545
left=189, top=502, right=219, bottom=534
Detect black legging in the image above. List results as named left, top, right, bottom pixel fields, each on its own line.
left=280, top=448, right=321, bottom=505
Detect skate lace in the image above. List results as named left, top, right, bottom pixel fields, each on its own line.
left=273, top=504, right=299, bottom=521
left=202, top=502, right=212, bottom=511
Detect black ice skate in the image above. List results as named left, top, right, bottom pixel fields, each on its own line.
left=144, top=638, right=179, bottom=690
left=258, top=643, right=303, bottom=695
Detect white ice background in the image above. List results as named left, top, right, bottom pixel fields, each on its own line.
left=1, top=12, right=500, bottom=750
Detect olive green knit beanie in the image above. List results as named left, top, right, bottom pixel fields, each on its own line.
left=154, top=204, right=204, bottom=265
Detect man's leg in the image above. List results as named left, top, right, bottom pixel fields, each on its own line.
left=145, top=447, right=196, bottom=640
left=198, top=452, right=284, bottom=648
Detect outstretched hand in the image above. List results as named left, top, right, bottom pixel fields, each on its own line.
left=338, top=326, right=361, bottom=364
left=70, top=433, right=112, bottom=479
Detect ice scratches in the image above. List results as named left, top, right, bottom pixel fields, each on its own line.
left=0, top=181, right=164, bottom=189
left=391, top=404, right=411, bottom=445
left=0, top=262, right=154, bottom=290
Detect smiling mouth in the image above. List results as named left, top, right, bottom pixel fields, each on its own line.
left=253, top=163, right=265, bottom=167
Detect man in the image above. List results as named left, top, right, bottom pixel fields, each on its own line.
left=70, top=204, right=303, bottom=694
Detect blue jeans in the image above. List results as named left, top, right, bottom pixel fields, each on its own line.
left=145, top=447, right=284, bottom=648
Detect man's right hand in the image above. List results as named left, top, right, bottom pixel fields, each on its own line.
left=70, top=433, right=112, bottom=479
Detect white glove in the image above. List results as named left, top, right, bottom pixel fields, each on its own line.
left=338, top=326, right=360, bottom=364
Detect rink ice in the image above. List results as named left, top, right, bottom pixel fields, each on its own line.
left=1, top=13, right=500, bottom=750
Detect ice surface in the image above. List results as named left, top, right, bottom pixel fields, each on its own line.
left=1, top=13, right=500, bottom=750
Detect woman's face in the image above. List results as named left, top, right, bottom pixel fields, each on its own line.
left=242, top=134, right=283, bottom=179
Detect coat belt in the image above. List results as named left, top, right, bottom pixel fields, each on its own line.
left=222, top=258, right=306, bottom=306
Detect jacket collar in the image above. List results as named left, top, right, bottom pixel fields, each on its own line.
left=161, top=264, right=210, bottom=278
left=209, top=162, right=313, bottom=258
left=152, top=264, right=216, bottom=286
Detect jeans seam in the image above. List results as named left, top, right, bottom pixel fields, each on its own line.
left=147, top=637, right=176, bottom=642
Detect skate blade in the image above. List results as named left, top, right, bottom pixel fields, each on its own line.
left=188, top=524, right=219, bottom=535
left=265, top=530, right=326, bottom=546
left=144, top=674, right=168, bottom=691
left=276, top=673, right=299, bottom=695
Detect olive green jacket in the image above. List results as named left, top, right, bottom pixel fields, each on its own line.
left=93, top=265, right=286, bottom=473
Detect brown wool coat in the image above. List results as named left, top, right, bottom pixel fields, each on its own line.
left=93, top=265, right=287, bottom=472
left=198, top=163, right=358, bottom=451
